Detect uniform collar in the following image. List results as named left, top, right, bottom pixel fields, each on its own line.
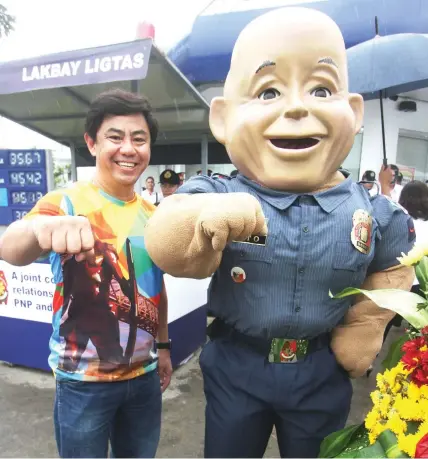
left=236, top=172, right=354, bottom=213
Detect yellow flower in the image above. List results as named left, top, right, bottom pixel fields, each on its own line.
left=371, top=390, right=383, bottom=407
left=398, top=245, right=426, bottom=266
left=408, top=383, right=421, bottom=402
left=398, top=422, right=428, bottom=457
left=398, top=433, right=420, bottom=457
left=385, top=410, right=407, bottom=436
left=380, top=394, right=393, bottom=416
left=420, top=385, right=428, bottom=398
left=368, top=421, right=388, bottom=445
left=365, top=408, right=381, bottom=431
left=376, top=373, right=388, bottom=392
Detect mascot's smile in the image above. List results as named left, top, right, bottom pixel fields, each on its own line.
left=269, top=137, right=320, bottom=150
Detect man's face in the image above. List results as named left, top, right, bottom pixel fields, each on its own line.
left=210, top=8, right=363, bottom=192
left=161, top=183, right=178, bottom=198
left=85, top=114, right=151, bottom=194
left=146, top=177, right=154, bottom=191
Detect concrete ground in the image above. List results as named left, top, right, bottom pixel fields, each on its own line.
left=0, top=327, right=400, bottom=458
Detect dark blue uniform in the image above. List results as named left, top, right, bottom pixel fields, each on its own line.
left=177, top=173, right=414, bottom=457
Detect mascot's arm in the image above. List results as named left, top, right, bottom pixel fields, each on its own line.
left=144, top=192, right=266, bottom=279
left=330, top=264, right=414, bottom=378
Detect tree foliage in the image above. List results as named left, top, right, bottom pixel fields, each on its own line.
left=0, top=4, right=15, bottom=38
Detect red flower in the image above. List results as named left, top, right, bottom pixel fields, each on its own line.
left=401, top=337, right=428, bottom=387
left=421, top=326, right=428, bottom=337
left=415, top=433, right=428, bottom=458
left=402, top=350, right=421, bottom=370
left=402, top=337, right=426, bottom=353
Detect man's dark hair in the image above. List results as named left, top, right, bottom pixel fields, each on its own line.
left=399, top=180, right=428, bottom=221
left=85, top=89, right=158, bottom=144
left=146, top=176, right=154, bottom=181
left=396, top=172, right=403, bottom=185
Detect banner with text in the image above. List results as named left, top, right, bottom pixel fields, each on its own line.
left=0, top=39, right=152, bottom=95
left=0, top=261, right=55, bottom=323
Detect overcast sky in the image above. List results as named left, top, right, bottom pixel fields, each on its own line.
left=0, top=0, right=210, bottom=153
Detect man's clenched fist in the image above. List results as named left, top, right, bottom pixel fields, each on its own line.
left=31, top=216, right=95, bottom=262
left=197, top=193, right=267, bottom=251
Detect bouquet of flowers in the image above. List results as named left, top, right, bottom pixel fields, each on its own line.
left=319, top=245, right=428, bottom=458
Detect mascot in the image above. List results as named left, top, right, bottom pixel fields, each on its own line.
left=145, top=7, right=415, bottom=458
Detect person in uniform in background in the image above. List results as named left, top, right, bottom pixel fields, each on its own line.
left=143, top=8, right=414, bottom=458
left=178, top=172, right=185, bottom=186
left=141, top=176, right=160, bottom=205
left=379, top=164, right=403, bottom=202
left=361, top=170, right=378, bottom=197
left=159, top=169, right=180, bottom=200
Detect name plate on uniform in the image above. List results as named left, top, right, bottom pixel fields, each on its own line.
left=233, top=234, right=267, bottom=246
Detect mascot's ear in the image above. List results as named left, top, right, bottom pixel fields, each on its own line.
left=209, top=97, right=227, bottom=145
left=348, top=93, right=364, bottom=135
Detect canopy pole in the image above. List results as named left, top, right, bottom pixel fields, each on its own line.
left=70, top=142, right=77, bottom=182
left=131, top=80, right=140, bottom=93
left=201, top=134, right=208, bottom=175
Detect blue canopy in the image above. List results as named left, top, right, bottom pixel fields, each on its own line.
left=169, top=0, right=428, bottom=85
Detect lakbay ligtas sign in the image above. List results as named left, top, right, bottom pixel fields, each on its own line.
left=0, top=260, right=55, bottom=323
left=0, top=39, right=152, bottom=95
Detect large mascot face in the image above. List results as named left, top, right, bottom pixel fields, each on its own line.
left=209, top=7, right=364, bottom=192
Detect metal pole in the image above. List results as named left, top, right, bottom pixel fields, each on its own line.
left=375, top=16, right=388, bottom=166
left=379, top=90, right=388, bottom=167
left=69, top=142, right=77, bottom=182
left=201, top=134, right=208, bottom=175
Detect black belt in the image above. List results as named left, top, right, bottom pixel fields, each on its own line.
left=207, top=319, right=330, bottom=361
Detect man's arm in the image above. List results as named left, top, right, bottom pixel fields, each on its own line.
left=156, top=279, right=172, bottom=392
left=0, top=191, right=95, bottom=267
left=0, top=219, right=46, bottom=266
left=0, top=191, right=65, bottom=265
left=157, top=280, right=168, bottom=343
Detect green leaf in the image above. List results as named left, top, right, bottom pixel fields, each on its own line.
left=329, top=288, right=428, bottom=329
left=318, top=424, right=364, bottom=458
left=354, top=441, right=386, bottom=458
left=378, top=430, right=410, bottom=458
left=415, top=257, right=428, bottom=293
left=382, top=334, right=409, bottom=370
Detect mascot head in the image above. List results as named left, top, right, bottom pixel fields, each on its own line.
left=209, top=7, right=363, bottom=192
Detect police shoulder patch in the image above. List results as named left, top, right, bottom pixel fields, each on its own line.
left=384, top=195, right=408, bottom=214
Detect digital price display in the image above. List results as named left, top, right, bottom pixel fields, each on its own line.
left=0, top=149, right=49, bottom=225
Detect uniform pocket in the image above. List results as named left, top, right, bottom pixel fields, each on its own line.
left=332, top=241, right=371, bottom=288
left=221, top=235, right=277, bottom=299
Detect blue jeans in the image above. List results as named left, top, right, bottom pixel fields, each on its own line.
left=54, top=370, right=161, bottom=458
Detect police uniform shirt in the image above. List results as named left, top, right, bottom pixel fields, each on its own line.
left=177, top=173, right=415, bottom=340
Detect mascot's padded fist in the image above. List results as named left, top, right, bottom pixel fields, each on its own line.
left=144, top=193, right=267, bottom=279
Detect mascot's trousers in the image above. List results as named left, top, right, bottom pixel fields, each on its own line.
left=200, top=321, right=352, bottom=458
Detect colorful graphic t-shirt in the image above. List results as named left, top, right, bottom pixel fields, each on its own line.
left=24, top=182, right=163, bottom=382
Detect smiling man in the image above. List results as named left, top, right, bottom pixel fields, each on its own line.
left=143, top=7, right=414, bottom=458
left=0, top=89, right=172, bottom=458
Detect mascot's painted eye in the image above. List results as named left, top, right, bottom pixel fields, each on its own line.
left=310, top=87, right=332, bottom=98
left=258, top=88, right=280, bottom=100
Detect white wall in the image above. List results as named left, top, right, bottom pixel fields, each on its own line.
left=359, top=98, right=428, bottom=179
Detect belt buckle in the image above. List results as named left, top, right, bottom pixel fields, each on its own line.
left=268, top=338, right=309, bottom=364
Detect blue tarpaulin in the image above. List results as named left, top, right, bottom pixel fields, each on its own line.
left=169, top=0, right=428, bottom=85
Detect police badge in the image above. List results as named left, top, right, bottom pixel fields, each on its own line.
left=351, top=209, right=372, bottom=255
